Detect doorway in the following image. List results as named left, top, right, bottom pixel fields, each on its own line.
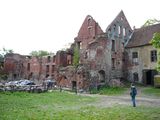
left=143, top=70, right=157, bottom=85
left=72, top=81, right=77, bottom=90
left=98, top=70, right=105, bottom=83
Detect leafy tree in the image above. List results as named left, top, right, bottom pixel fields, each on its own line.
left=0, top=48, right=13, bottom=80
left=73, top=45, right=80, bottom=67
left=142, top=19, right=160, bottom=27
left=0, top=48, right=14, bottom=64
left=29, top=50, right=50, bottom=57
left=151, top=32, right=160, bottom=71
left=0, top=48, right=13, bottom=55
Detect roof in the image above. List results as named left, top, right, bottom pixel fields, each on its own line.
left=126, top=23, right=160, bottom=48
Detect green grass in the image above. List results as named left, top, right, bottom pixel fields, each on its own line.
left=143, top=87, right=160, bottom=97
left=90, top=86, right=127, bottom=95
left=54, top=106, right=160, bottom=120
left=0, top=91, right=96, bottom=120
left=0, top=91, right=160, bottom=120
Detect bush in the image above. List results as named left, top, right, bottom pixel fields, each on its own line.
left=0, top=73, right=8, bottom=80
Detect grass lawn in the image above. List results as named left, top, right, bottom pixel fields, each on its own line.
left=90, top=86, right=127, bottom=95
left=143, top=87, right=160, bottom=97
left=0, top=91, right=160, bottom=120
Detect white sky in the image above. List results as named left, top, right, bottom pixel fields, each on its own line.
left=0, top=0, right=160, bottom=55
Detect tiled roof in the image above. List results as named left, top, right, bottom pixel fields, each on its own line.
left=126, top=23, right=160, bottom=48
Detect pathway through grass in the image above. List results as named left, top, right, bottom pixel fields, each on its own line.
left=0, top=88, right=160, bottom=120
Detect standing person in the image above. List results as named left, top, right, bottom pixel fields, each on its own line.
left=130, top=83, right=137, bottom=107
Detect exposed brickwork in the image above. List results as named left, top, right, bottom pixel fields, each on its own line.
left=3, top=10, right=160, bottom=90
left=4, top=53, right=26, bottom=80
left=74, top=15, right=104, bottom=50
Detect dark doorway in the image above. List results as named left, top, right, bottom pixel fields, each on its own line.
left=46, top=74, right=49, bottom=78
left=146, top=70, right=152, bottom=85
left=13, top=74, right=17, bottom=80
left=143, top=70, right=157, bottom=85
left=98, top=70, right=105, bottom=83
left=72, top=81, right=77, bottom=90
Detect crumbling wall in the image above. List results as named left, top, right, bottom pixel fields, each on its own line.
left=55, top=65, right=90, bottom=91
left=4, top=53, right=26, bottom=81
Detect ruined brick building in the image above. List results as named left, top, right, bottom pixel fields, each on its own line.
left=2, top=10, right=160, bottom=91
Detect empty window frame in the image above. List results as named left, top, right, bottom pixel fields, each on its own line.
left=53, top=56, right=56, bottom=63
left=78, top=42, right=82, bottom=49
left=118, top=26, right=121, bottom=35
left=111, top=40, right=116, bottom=51
left=27, top=63, right=30, bottom=71
left=112, top=58, right=115, bottom=69
left=47, top=56, right=51, bottom=62
left=87, top=17, right=92, bottom=26
left=46, top=65, right=49, bottom=73
left=123, top=28, right=126, bottom=36
left=88, top=26, right=92, bottom=35
left=52, top=65, right=55, bottom=73
left=113, top=24, right=116, bottom=31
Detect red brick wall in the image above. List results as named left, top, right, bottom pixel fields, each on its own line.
left=75, top=15, right=104, bottom=50
left=55, top=51, right=67, bottom=67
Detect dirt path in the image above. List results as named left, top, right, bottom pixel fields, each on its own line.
left=80, top=87, right=160, bottom=107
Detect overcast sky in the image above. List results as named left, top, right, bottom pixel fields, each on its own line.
left=0, top=0, right=160, bottom=55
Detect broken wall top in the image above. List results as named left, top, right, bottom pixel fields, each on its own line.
left=75, top=15, right=104, bottom=41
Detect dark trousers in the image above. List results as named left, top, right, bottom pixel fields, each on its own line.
left=131, top=96, right=136, bottom=107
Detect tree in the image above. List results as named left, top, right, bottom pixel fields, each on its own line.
left=29, top=50, right=50, bottom=57
left=0, top=48, right=14, bottom=65
left=0, top=48, right=14, bottom=80
left=151, top=32, right=160, bottom=71
left=142, top=19, right=160, bottom=27
left=73, top=45, right=80, bottom=67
